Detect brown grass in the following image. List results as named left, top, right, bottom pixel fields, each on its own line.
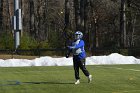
left=0, top=54, right=38, bottom=60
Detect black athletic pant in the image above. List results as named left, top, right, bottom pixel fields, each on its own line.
left=73, top=56, right=90, bottom=80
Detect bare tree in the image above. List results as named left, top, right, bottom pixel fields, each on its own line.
left=0, top=0, right=3, bottom=28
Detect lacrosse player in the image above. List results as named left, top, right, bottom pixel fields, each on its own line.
left=66, top=31, right=92, bottom=84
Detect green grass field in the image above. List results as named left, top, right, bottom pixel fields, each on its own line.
left=0, top=65, right=140, bottom=93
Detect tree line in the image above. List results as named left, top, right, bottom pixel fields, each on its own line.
left=0, top=0, right=140, bottom=55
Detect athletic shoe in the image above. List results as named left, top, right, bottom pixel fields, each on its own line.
left=88, top=75, right=92, bottom=83
left=75, top=80, right=80, bottom=84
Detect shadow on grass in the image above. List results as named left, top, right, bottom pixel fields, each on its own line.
left=22, top=81, right=74, bottom=85
left=0, top=80, right=91, bottom=86
left=0, top=81, right=21, bottom=86
left=0, top=80, right=74, bottom=86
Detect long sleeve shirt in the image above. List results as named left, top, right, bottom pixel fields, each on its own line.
left=69, top=39, right=86, bottom=59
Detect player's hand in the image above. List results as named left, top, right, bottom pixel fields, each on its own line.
left=67, top=46, right=74, bottom=49
left=65, top=54, right=69, bottom=58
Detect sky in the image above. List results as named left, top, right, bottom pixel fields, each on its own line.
left=0, top=53, right=139, bottom=67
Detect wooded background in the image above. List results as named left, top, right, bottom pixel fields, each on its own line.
left=0, top=0, right=140, bottom=56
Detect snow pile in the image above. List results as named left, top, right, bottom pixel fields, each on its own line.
left=0, top=53, right=139, bottom=67
left=86, top=53, right=140, bottom=65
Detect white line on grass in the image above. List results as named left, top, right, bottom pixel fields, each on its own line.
left=114, top=89, right=140, bottom=93
left=122, top=90, right=140, bottom=93
left=95, top=66, right=140, bottom=93
left=95, top=66, right=140, bottom=72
